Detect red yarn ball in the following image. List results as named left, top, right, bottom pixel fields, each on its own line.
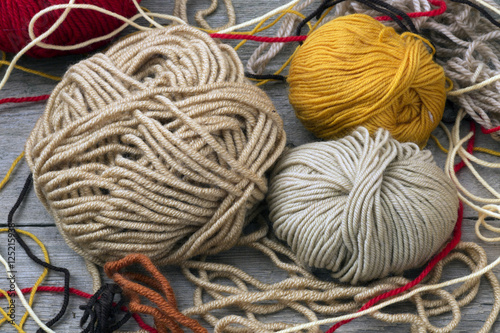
left=0, top=0, right=141, bottom=58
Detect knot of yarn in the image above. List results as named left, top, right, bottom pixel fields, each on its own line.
left=104, top=254, right=207, bottom=333
left=25, top=25, right=286, bottom=266
left=80, top=283, right=131, bottom=333
left=0, top=0, right=140, bottom=58
left=287, top=14, right=447, bottom=148
left=267, top=127, right=458, bottom=284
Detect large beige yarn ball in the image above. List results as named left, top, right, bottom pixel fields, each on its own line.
left=25, top=25, right=286, bottom=266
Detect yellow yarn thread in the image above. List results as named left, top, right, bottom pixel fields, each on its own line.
left=1, top=52, right=61, bottom=82
left=0, top=156, right=51, bottom=332
left=430, top=133, right=500, bottom=157
left=288, top=14, right=448, bottom=147
left=0, top=152, right=25, bottom=191
left=0, top=228, right=50, bottom=333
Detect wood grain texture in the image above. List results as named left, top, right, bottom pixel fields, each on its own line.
left=1, top=0, right=500, bottom=332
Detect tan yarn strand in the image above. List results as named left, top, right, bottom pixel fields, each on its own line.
left=180, top=216, right=499, bottom=333
left=173, top=0, right=236, bottom=31
left=442, top=109, right=500, bottom=233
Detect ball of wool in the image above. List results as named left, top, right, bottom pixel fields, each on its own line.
left=287, top=14, right=447, bottom=148
left=0, top=0, right=140, bottom=58
left=267, top=127, right=458, bottom=284
left=25, top=24, right=286, bottom=266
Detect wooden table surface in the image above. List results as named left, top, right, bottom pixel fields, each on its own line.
left=1, top=0, right=500, bottom=332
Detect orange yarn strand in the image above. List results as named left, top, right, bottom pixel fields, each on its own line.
left=104, top=254, right=207, bottom=333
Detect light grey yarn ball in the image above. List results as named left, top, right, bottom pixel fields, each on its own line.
left=267, top=127, right=459, bottom=284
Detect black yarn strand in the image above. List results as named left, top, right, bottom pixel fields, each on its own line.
left=80, top=283, right=132, bottom=333
left=365, top=0, right=418, bottom=33
left=356, top=0, right=414, bottom=32
left=296, top=0, right=418, bottom=36
left=296, top=0, right=348, bottom=36
left=245, top=72, right=287, bottom=82
left=8, top=174, right=71, bottom=333
left=449, top=0, right=500, bottom=29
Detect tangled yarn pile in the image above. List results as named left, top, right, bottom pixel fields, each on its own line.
left=0, top=0, right=140, bottom=58
left=287, top=14, right=447, bottom=147
left=245, top=0, right=317, bottom=76
left=179, top=214, right=500, bottom=333
left=267, top=127, right=459, bottom=284
left=25, top=24, right=286, bottom=266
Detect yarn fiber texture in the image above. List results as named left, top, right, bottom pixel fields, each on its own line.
left=173, top=0, right=236, bottom=31
left=331, top=0, right=500, bottom=138
left=25, top=24, right=286, bottom=266
left=267, top=127, right=459, bottom=284
left=0, top=0, right=140, bottom=58
left=287, top=14, right=447, bottom=148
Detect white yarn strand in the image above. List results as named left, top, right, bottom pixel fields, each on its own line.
left=441, top=109, right=500, bottom=245
left=0, top=0, right=187, bottom=91
left=217, top=0, right=301, bottom=33
left=0, top=253, right=55, bottom=333
left=0, top=0, right=76, bottom=91
left=274, top=253, right=500, bottom=333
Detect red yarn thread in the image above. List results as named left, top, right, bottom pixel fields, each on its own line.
left=209, top=34, right=308, bottom=42
left=0, top=0, right=140, bottom=58
left=481, top=124, right=500, bottom=134
left=0, top=94, right=49, bottom=105
left=210, top=1, right=446, bottom=43
left=0, top=286, right=157, bottom=333
left=376, top=0, right=446, bottom=21
left=327, top=201, right=463, bottom=332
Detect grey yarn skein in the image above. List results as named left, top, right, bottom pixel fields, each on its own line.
left=267, top=127, right=459, bottom=284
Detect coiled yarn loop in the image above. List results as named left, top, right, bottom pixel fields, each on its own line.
left=25, top=25, right=286, bottom=266
left=267, top=127, right=458, bottom=284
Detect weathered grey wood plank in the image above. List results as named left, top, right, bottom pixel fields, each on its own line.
left=0, top=221, right=496, bottom=332
left=1, top=0, right=500, bottom=332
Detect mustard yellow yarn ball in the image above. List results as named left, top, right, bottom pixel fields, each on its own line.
left=288, top=14, right=447, bottom=147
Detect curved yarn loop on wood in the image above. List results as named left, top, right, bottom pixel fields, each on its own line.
left=439, top=109, right=500, bottom=227
left=25, top=24, right=286, bottom=266
left=173, top=0, right=236, bottom=31
left=178, top=215, right=499, bottom=333
left=7, top=174, right=71, bottom=332
left=267, top=127, right=459, bottom=284
left=476, top=205, right=500, bottom=242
